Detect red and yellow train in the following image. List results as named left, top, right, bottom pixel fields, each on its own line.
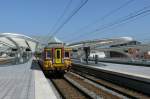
left=39, top=43, right=72, bottom=73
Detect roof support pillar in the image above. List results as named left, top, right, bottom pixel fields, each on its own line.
left=6, top=37, right=24, bottom=63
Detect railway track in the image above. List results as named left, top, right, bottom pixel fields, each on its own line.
left=44, top=62, right=150, bottom=99
left=50, top=76, right=89, bottom=99
left=49, top=72, right=130, bottom=99
left=72, top=63, right=150, bottom=99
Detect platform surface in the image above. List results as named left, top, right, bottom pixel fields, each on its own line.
left=0, top=59, right=58, bottom=99
left=72, top=59, right=150, bottom=79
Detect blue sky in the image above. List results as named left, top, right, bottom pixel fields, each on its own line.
left=0, top=0, right=150, bottom=43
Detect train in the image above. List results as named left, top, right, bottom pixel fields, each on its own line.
left=38, top=42, right=72, bottom=74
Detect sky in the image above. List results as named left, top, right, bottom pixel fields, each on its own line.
left=0, top=0, right=150, bottom=43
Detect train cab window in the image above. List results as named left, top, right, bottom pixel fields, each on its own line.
left=65, top=51, right=69, bottom=58
left=57, top=50, right=60, bottom=59
left=46, top=51, right=51, bottom=59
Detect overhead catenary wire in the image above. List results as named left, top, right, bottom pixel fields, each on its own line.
left=64, top=0, right=135, bottom=42
left=88, top=8, right=150, bottom=37
left=46, top=0, right=73, bottom=41
left=99, top=10, right=150, bottom=36
left=101, top=0, right=135, bottom=20
left=69, top=5, right=150, bottom=42
left=92, top=10, right=150, bottom=34
left=87, top=12, right=150, bottom=41
left=47, top=0, right=88, bottom=42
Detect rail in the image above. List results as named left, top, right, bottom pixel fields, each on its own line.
left=48, top=72, right=128, bottom=99
left=49, top=75, right=90, bottom=99
left=72, top=63, right=150, bottom=97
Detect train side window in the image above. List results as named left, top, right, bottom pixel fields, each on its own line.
left=57, top=50, right=60, bottom=59
left=65, top=51, right=69, bottom=58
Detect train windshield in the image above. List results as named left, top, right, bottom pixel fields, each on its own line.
left=57, top=50, right=60, bottom=59
left=65, top=51, right=69, bottom=58
left=46, top=51, right=51, bottom=59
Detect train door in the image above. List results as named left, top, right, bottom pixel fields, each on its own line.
left=55, top=48, right=62, bottom=63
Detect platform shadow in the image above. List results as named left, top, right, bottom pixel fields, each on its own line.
left=30, top=60, right=42, bottom=71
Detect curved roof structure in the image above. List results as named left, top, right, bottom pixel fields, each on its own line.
left=69, top=37, right=136, bottom=59
left=0, top=33, right=39, bottom=52
left=68, top=37, right=134, bottom=48
left=119, top=37, right=133, bottom=41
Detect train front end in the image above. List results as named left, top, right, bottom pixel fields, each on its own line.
left=42, top=46, right=72, bottom=72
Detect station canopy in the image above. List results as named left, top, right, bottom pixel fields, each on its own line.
left=68, top=37, right=134, bottom=48
left=0, top=33, right=39, bottom=52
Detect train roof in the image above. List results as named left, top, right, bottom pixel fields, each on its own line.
left=48, top=36, right=63, bottom=44
left=44, top=43, right=71, bottom=49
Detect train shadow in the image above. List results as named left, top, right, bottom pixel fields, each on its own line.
left=44, top=71, right=65, bottom=79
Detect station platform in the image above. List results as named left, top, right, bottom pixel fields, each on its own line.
left=0, top=58, right=58, bottom=99
left=72, top=59, right=150, bottom=80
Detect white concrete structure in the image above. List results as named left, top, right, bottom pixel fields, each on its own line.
left=68, top=36, right=134, bottom=48
left=0, top=33, right=39, bottom=52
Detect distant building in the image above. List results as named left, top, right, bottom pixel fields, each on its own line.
left=110, top=41, right=141, bottom=47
